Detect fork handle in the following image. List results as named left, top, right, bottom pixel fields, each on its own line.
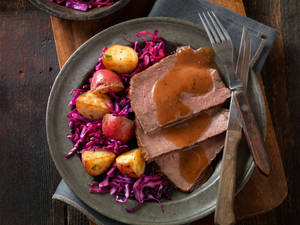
left=214, top=130, right=241, bottom=225
left=233, top=91, right=271, bottom=176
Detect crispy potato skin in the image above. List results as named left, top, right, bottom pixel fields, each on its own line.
left=102, top=114, right=134, bottom=143
left=76, top=90, right=110, bottom=120
left=102, top=45, right=138, bottom=74
left=116, top=148, right=145, bottom=178
left=90, top=69, right=124, bottom=94
left=81, top=149, right=116, bottom=176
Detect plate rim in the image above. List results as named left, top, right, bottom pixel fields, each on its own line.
left=29, top=0, right=131, bottom=21
left=46, top=17, right=262, bottom=225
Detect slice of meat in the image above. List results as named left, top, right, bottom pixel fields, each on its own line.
left=155, top=133, right=225, bottom=192
left=129, top=46, right=231, bottom=134
left=136, top=107, right=228, bottom=161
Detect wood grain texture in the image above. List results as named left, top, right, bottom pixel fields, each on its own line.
left=234, top=77, right=288, bottom=220
left=0, top=0, right=297, bottom=224
left=0, top=2, right=61, bottom=225
left=50, top=0, right=287, bottom=224
left=240, top=0, right=299, bottom=224
left=51, top=200, right=67, bottom=225
left=51, top=0, right=156, bottom=68
left=215, top=130, right=242, bottom=225
left=233, top=91, right=271, bottom=176
left=209, top=0, right=245, bottom=14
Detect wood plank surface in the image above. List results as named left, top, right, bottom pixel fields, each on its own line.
left=241, top=1, right=299, bottom=224
left=50, top=0, right=288, bottom=224
left=0, top=1, right=61, bottom=225
left=51, top=0, right=156, bottom=68
left=0, top=0, right=298, bottom=224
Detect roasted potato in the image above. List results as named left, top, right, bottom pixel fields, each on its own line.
left=81, top=149, right=116, bottom=176
left=76, top=90, right=110, bottom=120
left=90, top=69, right=124, bottom=94
left=102, top=114, right=134, bottom=143
left=116, top=148, right=145, bottom=178
left=102, top=45, right=138, bottom=74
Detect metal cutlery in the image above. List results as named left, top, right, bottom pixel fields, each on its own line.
left=199, top=11, right=271, bottom=177
left=214, top=26, right=251, bottom=225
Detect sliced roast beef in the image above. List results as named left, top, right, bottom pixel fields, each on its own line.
left=129, top=46, right=231, bottom=134
left=155, top=133, right=225, bottom=192
left=136, top=107, right=228, bottom=161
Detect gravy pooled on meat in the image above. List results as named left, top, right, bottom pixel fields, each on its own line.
left=129, top=46, right=230, bottom=134
left=155, top=133, right=225, bottom=192
left=131, top=46, right=230, bottom=191
left=136, top=107, right=228, bottom=161
left=162, top=112, right=211, bottom=148
left=153, top=47, right=214, bottom=125
left=179, top=145, right=209, bottom=183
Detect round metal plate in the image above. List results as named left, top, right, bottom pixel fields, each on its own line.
left=46, top=17, right=266, bottom=225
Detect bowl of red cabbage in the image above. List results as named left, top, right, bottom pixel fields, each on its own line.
left=29, top=0, right=130, bottom=21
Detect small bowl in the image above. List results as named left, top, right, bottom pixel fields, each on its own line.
left=29, top=0, right=131, bottom=21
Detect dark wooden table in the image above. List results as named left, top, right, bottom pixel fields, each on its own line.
left=0, top=0, right=298, bottom=225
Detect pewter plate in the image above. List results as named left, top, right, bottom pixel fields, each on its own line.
left=46, top=17, right=266, bottom=225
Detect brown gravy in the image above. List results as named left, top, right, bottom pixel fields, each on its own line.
left=179, top=145, right=209, bottom=184
left=162, top=112, right=211, bottom=148
left=153, top=47, right=215, bottom=125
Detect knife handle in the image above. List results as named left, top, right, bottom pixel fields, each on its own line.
left=233, top=91, right=271, bottom=176
left=215, top=130, right=242, bottom=225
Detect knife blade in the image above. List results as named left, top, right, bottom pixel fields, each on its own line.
left=226, top=26, right=250, bottom=139
left=236, top=26, right=251, bottom=89
left=223, top=31, right=271, bottom=176
left=229, top=26, right=251, bottom=132
left=214, top=26, right=250, bottom=225
left=199, top=12, right=270, bottom=176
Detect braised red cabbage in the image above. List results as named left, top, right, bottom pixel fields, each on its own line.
left=89, top=164, right=170, bottom=212
left=50, top=0, right=117, bottom=12
left=66, top=30, right=175, bottom=212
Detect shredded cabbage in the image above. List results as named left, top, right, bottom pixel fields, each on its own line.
left=66, top=30, right=176, bottom=212
left=50, top=0, right=117, bottom=12
left=66, top=108, right=128, bottom=157
left=89, top=164, right=170, bottom=212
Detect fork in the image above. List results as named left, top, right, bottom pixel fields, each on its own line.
left=199, top=11, right=271, bottom=225
left=199, top=11, right=242, bottom=91
left=199, top=11, right=270, bottom=175
left=199, top=11, right=270, bottom=174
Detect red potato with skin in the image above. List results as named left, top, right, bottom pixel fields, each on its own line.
left=90, top=69, right=124, bottom=94
left=102, top=114, right=134, bottom=143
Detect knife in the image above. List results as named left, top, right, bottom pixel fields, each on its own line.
left=215, top=26, right=250, bottom=225
left=233, top=66, right=271, bottom=174
left=223, top=28, right=271, bottom=176
left=199, top=11, right=271, bottom=176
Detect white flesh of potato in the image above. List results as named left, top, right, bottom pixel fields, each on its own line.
left=76, top=90, right=110, bottom=120
left=81, top=149, right=116, bottom=176
left=116, top=148, right=145, bottom=178
left=102, top=45, right=138, bottom=74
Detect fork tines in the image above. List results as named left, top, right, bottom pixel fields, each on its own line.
left=198, top=11, right=231, bottom=45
